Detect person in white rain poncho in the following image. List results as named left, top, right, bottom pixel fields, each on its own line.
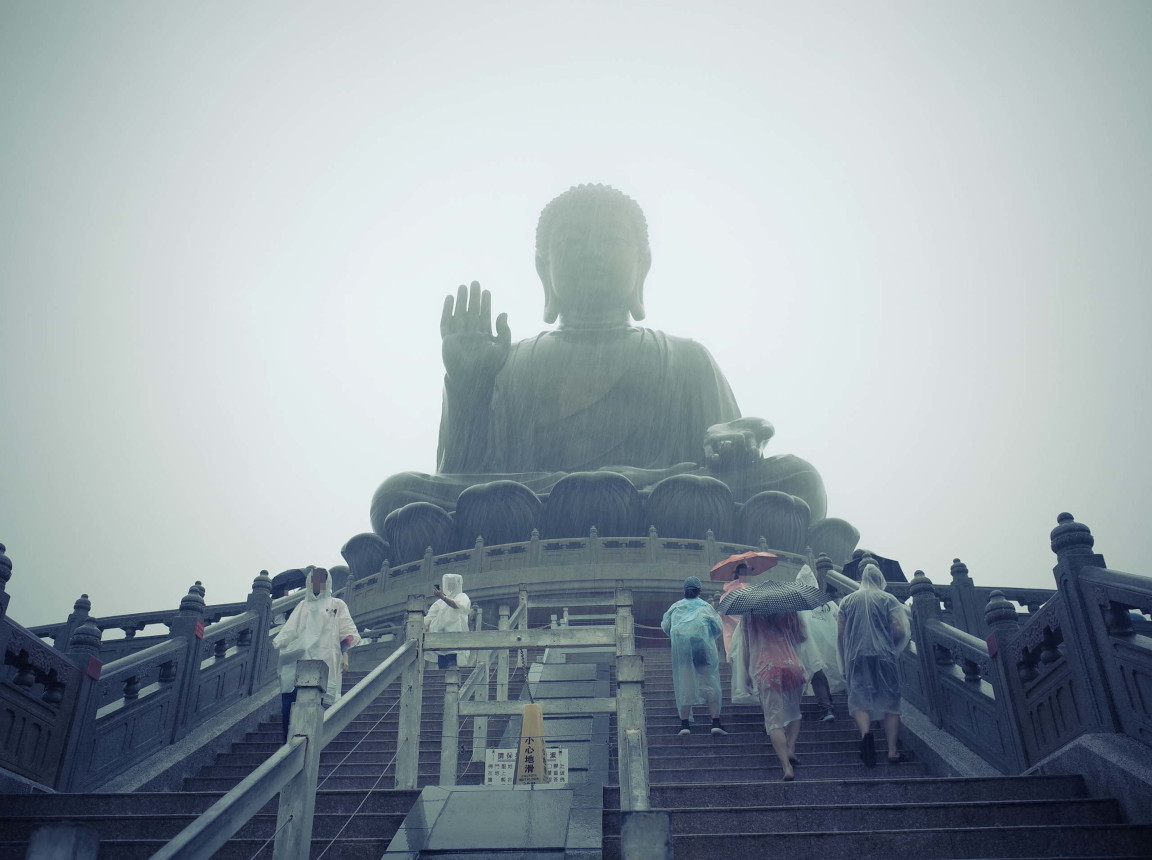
left=424, top=573, right=472, bottom=669
left=661, top=577, right=727, bottom=736
left=795, top=565, right=845, bottom=722
left=273, top=568, right=360, bottom=738
left=837, top=563, right=911, bottom=766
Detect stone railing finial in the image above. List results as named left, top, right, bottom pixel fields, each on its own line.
left=72, top=593, right=92, bottom=616
left=950, top=558, right=971, bottom=584
left=1050, top=512, right=1094, bottom=556
left=250, top=570, right=273, bottom=598
left=179, top=583, right=206, bottom=615
left=67, top=616, right=102, bottom=658
left=909, top=570, right=936, bottom=601
left=984, top=589, right=1019, bottom=633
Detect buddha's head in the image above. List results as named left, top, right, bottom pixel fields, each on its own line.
left=535, top=184, right=652, bottom=325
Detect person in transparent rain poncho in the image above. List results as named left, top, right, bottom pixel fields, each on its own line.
left=837, top=563, right=911, bottom=766
left=425, top=573, right=472, bottom=669
left=795, top=565, right=845, bottom=722
left=739, top=608, right=807, bottom=781
left=661, top=577, right=727, bottom=736
left=273, top=567, right=361, bottom=741
left=719, top=562, right=758, bottom=706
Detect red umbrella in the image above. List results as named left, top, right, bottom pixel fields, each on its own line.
left=709, top=551, right=779, bottom=582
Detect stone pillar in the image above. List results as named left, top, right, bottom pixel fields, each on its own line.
left=56, top=613, right=104, bottom=791
left=395, top=595, right=425, bottom=790
left=274, top=660, right=328, bottom=860
left=815, top=553, right=834, bottom=592
left=245, top=570, right=274, bottom=689
left=1049, top=513, right=1121, bottom=733
left=440, top=667, right=460, bottom=785
left=472, top=536, right=485, bottom=575
left=984, top=590, right=1028, bottom=771
left=169, top=583, right=207, bottom=742
left=0, top=542, right=10, bottom=620
left=496, top=605, right=510, bottom=702
left=948, top=558, right=983, bottom=637
left=908, top=571, right=946, bottom=726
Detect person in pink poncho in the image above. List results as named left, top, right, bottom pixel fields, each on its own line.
left=719, top=561, right=757, bottom=706
left=736, top=609, right=808, bottom=780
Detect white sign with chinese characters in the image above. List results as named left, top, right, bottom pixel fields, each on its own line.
left=485, top=747, right=568, bottom=786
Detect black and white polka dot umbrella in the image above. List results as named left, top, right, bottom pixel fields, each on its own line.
left=718, top=579, right=831, bottom=616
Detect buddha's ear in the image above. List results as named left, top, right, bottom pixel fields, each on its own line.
left=629, top=247, right=652, bottom=322
left=537, top=254, right=560, bottom=324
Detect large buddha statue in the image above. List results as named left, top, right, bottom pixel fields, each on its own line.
left=369, top=185, right=858, bottom=565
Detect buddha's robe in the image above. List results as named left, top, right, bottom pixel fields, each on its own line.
left=443, top=327, right=740, bottom=473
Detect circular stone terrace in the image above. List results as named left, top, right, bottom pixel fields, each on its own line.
left=346, top=527, right=827, bottom=631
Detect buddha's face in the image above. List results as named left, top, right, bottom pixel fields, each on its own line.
left=542, top=206, right=649, bottom=316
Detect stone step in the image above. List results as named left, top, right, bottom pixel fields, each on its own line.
left=0, top=811, right=406, bottom=843
left=0, top=789, right=420, bottom=818
left=182, top=773, right=485, bottom=792
left=605, top=775, right=1092, bottom=810
left=646, top=737, right=869, bottom=756
left=0, top=838, right=389, bottom=860
left=648, top=760, right=932, bottom=783
left=602, top=798, right=1121, bottom=836
left=638, top=748, right=909, bottom=768
left=602, top=824, right=1152, bottom=859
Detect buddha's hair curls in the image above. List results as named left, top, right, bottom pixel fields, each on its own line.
left=535, top=184, right=650, bottom=263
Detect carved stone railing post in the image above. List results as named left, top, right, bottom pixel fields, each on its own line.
left=647, top=526, right=658, bottom=563
left=394, top=595, right=425, bottom=790
left=983, top=590, right=1028, bottom=772
left=245, top=570, right=274, bottom=689
left=496, top=604, right=510, bottom=702
left=471, top=606, right=489, bottom=762
left=472, top=536, right=485, bottom=575
left=273, top=660, right=327, bottom=860
left=58, top=592, right=93, bottom=655
left=948, top=558, right=984, bottom=637
left=0, top=542, right=11, bottom=620
left=440, top=667, right=460, bottom=786
left=56, top=612, right=104, bottom=791
left=422, top=546, right=435, bottom=577
left=704, top=529, right=717, bottom=568
left=169, top=582, right=207, bottom=742
left=1050, top=513, right=1122, bottom=733
left=528, top=529, right=542, bottom=566
left=589, top=526, right=601, bottom=564
left=815, top=553, right=834, bottom=592
left=614, top=588, right=649, bottom=812
left=908, top=571, right=946, bottom=726
left=517, top=584, right=528, bottom=669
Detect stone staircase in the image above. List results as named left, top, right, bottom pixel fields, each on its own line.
left=0, top=657, right=534, bottom=859
left=602, top=648, right=1152, bottom=859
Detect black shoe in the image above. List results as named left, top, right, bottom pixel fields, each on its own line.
left=820, top=710, right=836, bottom=722
left=678, top=719, right=691, bottom=736
left=860, top=731, right=876, bottom=767
left=710, top=720, right=728, bottom=736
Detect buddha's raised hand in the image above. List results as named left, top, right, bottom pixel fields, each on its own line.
left=703, top=417, right=776, bottom=471
left=440, top=281, right=512, bottom=384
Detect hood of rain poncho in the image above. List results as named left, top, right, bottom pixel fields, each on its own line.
left=838, top=564, right=911, bottom=665
left=795, top=565, right=838, bottom=620
left=440, top=573, right=464, bottom=599
left=661, top=597, right=724, bottom=712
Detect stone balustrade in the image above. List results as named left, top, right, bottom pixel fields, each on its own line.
left=3, top=513, right=1149, bottom=793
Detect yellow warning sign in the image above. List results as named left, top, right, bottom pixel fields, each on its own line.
left=515, top=703, right=546, bottom=784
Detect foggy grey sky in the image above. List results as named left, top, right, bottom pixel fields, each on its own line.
left=2, top=2, right=1149, bottom=628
